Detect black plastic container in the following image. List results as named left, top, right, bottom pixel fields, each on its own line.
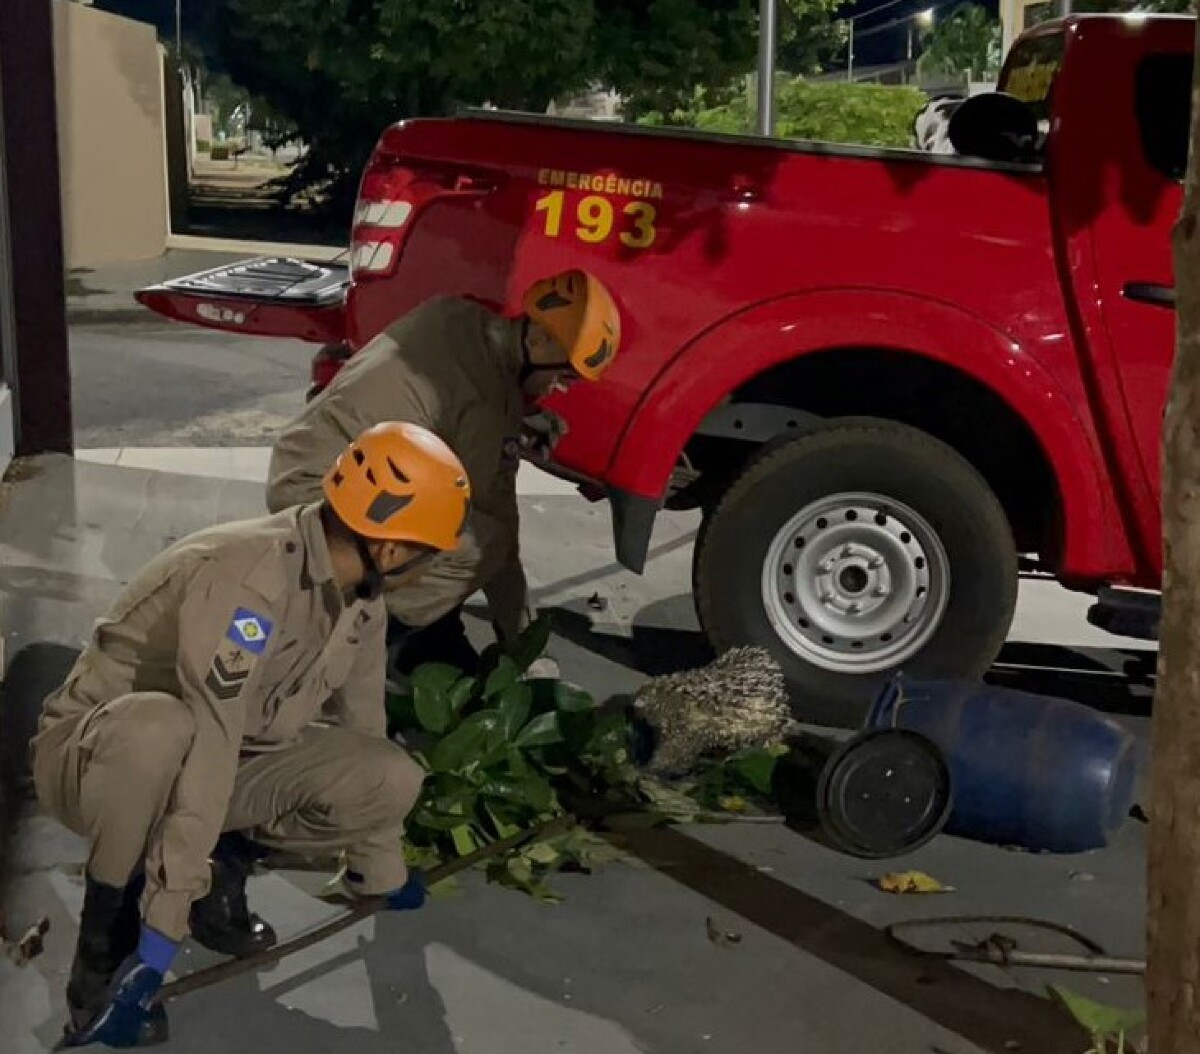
left=775, top=728, right=953, bottom=859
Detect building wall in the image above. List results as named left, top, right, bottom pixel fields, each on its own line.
left=52, top=1, right=167, bottom=267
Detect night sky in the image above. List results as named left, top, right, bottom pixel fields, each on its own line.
left=93, top=0, right=1003, bottom=73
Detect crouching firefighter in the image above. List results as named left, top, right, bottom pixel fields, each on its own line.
left=265, top=269, right=622, bottom=677
left=31, top=422, right=471, bottom=1048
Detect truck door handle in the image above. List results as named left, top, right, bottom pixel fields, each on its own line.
left=453, top=174, right=497, bottom=194
left=1123, top=282, right=1176, bottom=309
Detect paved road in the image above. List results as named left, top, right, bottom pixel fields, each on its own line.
left=70, top=321, right=312, bottom=448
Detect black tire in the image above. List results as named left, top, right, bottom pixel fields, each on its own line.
left=693, top=418, right=1018, bottom=726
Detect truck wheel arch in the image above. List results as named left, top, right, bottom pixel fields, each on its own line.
left=606, top=289, right=1132, bottom=580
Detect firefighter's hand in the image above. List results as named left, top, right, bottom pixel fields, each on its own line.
left=520, top=411, right=569, bottom=461
left=384, top=871, right=427, bottom=912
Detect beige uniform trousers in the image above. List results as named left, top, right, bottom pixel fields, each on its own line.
left=34, top=691, right=423, bottom=925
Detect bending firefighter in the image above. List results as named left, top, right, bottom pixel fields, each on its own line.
left=266, top=269, right=621, bottom=675
left=31, top=423, right=471, bottom=1048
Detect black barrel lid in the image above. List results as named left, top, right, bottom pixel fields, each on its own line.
left=816, top=728, right=953, bottom=860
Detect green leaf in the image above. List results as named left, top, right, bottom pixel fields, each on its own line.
left=514, top=712, right=564, bottom=749
left=558, top=709, right=597, bottom=753
left=479, top=776, right=525, bottom=804
left=428, top=874, right=461, bottom=898
left=485, top=656, right=520, bottom=700
left=506, top=855, right=534, bottom=885
left=730, top=749, right=780, bottom=796
left=520, top=773, right=556, bottom=813
left=450, top=824, right=480, bottom=857
left=497, top=681, right=533, bottom=741
left=414, top=685, right=452, bottom=735
left=523, top=842, right=561, bottom=867
left=527, top=678, right=594, bottom=715
left=553, top=682, right=594, bottom=713
left=411, top=663, right=460, bottom=734
left=507, top=613, right=553, bottom=674
left=506, top=747, right=531, bottom=779
left=1047, top=986, right=1146, bottom=1039
left=412, top=662, right=463, bottom=696
left=385, top=691, right=416, bottom=731
left=414, top=808, right=474, bottom=831
left=448, top=675, right=478, bottom=714
left=429, top=712, right=499, bottom=773
left=484, top=803, right=521, bottom=840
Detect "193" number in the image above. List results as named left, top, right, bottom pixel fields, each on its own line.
left=534, top=190, right=658, bottom=249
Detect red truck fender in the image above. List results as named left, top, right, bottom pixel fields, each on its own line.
left=605, top=288, right=1135, bottom=580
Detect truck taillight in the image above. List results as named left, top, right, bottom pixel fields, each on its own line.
left=353, top=200, right=413, bottom=228
left=350, top=153, right=497, bottom=281
left=351, top=241, right=395, bottom=274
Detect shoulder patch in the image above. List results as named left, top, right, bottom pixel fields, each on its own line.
left=227, top=608, right=274, bottom=654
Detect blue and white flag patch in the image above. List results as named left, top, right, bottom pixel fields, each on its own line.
left=226, top=608, right=274, bottom=655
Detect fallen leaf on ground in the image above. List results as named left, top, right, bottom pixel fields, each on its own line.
left=875, top=870, right=954, bottom=895
left=5, top=917, right=50, bottom=965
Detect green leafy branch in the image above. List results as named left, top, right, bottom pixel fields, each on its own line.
left=386, top=615, right=646, bottom=898
left=387, top=614, right=790, bottom=898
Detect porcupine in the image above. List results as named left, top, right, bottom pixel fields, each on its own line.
left=629, top=646, right=794, bottom=777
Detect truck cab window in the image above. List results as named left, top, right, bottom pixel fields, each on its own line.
left=1135, top=53, right=1193, bottom=182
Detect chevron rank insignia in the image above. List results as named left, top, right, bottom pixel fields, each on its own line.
left=205, top=640, right=257, bottom=701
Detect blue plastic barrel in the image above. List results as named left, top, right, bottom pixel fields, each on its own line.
left=865, top=676, right=1137, bottom=853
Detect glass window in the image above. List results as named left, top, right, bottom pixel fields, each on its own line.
left=1000, top=30, right=1065, bottom=125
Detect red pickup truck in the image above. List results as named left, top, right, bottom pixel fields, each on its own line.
left=139, top=15, right=1191, bottom=721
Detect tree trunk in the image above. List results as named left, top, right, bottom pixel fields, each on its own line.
left=1148, top=20, right=1200, bottom=1053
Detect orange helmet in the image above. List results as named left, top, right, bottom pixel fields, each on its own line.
left=522, top=270, right=621, bottom=381
left=323, top=422, right=471, bottom=550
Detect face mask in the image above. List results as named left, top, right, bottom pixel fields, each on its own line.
left=353, top=536, right=433, bottom=601
left=519, top=317, right=578, bottom=387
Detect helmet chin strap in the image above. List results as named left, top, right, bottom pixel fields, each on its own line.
left=353, top=534, right=385, bottom=601
left=520, top=317, right=571, bottom=383
left=353, top=535, right=433, bottom=601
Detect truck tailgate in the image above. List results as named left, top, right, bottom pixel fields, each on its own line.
left=135, top=256, right=349, bottom=344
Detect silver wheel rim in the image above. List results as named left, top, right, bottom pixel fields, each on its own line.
left=761, top=492, right=951, bottom=674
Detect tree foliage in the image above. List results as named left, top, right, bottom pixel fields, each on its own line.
left=641, top=76, right=926, bottom=149
left=779, top=0, right=851, bottom=76
left=917, top=3, right=1002, bottom=80
left=195, top=0, right=849, bottom=207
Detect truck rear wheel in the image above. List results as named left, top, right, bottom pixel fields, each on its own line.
left=693, top=418, right=1018, bottom=726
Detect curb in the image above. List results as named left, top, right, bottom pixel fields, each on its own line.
left=67, top=308, right=166, bottom=326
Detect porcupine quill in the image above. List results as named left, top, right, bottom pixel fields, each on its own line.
left=627, top=647, right=794, bottom=777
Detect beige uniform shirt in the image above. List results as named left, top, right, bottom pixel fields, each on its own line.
left=266, top=296, right=531, bottom=640
left=34, top=503, right=389, bottom=937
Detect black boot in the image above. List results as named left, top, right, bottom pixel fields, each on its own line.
left=66, top=873, right=169, bottom=1046
left=189, top=832, right=277, bottom=958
